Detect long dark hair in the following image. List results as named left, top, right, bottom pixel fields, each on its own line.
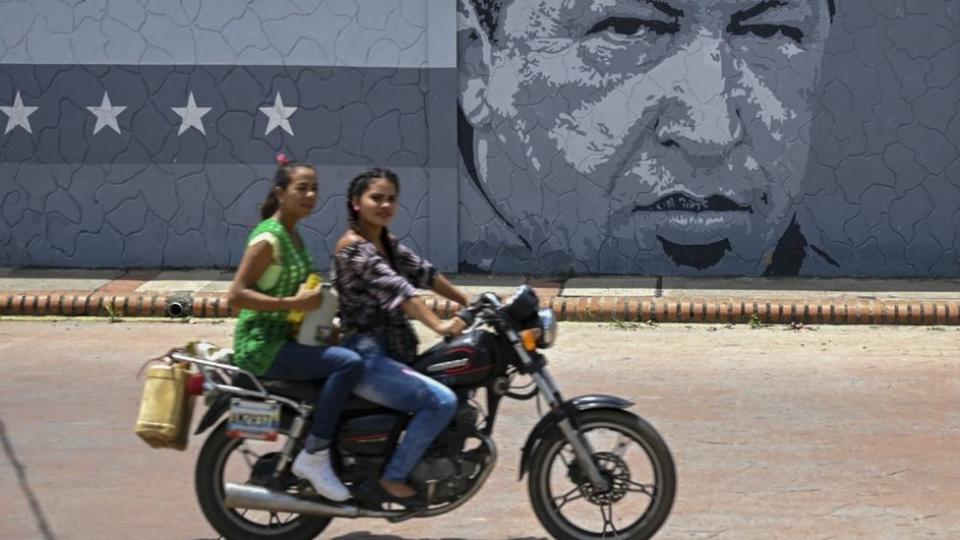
left=259, top=153, right=317, bottom=220
left=346, top=167, right=401, bottom=268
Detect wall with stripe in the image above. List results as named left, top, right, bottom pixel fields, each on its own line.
left=0, top=0, right=458, bottom=270
left=2, top=0, right=959, bottom=278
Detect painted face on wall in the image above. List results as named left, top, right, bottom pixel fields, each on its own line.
left=460, top=0, right=832, bottom=274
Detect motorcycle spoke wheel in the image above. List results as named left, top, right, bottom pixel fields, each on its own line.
left=237, top=442, right=262, bottom=468
left=219, top=436, right=303, bottom=530
left=545, top=433, right=652, bottom=534
left=196, top=422, right=332, bottom=540
left=622, top=479, right=656, bottom=497
left=528, top=410, right=676, bottom=539
left=552, top=484, right=587, bottom=512
left=600, top=503, right=620, bottom=537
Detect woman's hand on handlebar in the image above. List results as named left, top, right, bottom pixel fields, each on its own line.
left=401, top=297, right=468, bottom=338
left=437, top=316, right=468, bottom=338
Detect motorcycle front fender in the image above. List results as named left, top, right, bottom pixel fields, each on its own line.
left=517, top=394, right=634, bottom=480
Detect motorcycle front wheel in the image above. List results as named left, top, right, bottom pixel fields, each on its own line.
left=528, top=410, right=676, bottom=539
left=195, top=421, right=332, bottom=540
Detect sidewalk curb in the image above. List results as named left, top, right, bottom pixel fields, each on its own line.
left=2, top=292, right=958, bottom=325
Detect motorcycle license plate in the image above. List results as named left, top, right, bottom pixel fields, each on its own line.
left=227, top=398, right=280, bottom=441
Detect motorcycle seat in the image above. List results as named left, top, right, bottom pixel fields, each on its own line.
left=235, top=376, right=381, bottom=412
left=260, top=379, right=318, bottom=402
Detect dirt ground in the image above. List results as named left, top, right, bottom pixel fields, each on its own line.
left=1, top=319, right=958, bottom=539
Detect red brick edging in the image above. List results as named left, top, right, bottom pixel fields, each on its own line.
left=5, top=292, right=955, bottom=325
left=0, top=293, right=234, bottom=318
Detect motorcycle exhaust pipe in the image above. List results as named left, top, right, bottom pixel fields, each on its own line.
left=223, top=483, right=398, bottom=519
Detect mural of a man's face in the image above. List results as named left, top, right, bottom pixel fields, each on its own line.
left=460, top=0, right=832, bottom=274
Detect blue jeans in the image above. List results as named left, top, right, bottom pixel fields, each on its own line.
left=265, top=341, right=364, bottom=447
left=342, top=334, right=458, bottom=483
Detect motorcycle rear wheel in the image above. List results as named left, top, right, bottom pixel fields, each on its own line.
left=528, top=410, right=676, bottom=539
left=195, top=421, right=332, bottom=540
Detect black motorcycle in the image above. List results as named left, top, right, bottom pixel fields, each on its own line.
left=175, top=285, right=676, bottom=539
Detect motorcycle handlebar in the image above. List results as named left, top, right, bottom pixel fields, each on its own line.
left=459, top=292, right=505, bottom=326
left=478, top=292, right=504, bottom=308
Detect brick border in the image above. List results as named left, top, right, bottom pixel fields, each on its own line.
left=0, top=292, right=958, bottom=325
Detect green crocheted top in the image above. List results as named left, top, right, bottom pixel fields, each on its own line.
left=232, top=219, right=313, bottom=375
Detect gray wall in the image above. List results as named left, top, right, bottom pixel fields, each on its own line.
left=797, top=2, right=960, bottom=277
left=1, top=0, right=958, bottom=277
left=0, top=0, right=458, bottom=271
left=455, top=0, right=960, bottom=277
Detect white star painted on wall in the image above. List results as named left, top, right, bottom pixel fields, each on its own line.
left=86, top=92, right=127, bottom=135
left=1, top=91, right=39, bottom=135
left=259, top=92, right=297, bottom=136
left=172, top=92, right=211, bottom=135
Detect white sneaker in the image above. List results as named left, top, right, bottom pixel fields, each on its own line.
left=291, top=448, right=351, bottom=502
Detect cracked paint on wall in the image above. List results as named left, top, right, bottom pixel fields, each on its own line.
left=1, top=0, right=958, bottom=277
left=456, top=0, right=960, bottom=276
left=0, top=0, right=458, bottom=270
left=0, top=0, right=450, bottom=68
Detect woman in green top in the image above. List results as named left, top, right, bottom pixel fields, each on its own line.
left=227, top=154, right=363, bottom=502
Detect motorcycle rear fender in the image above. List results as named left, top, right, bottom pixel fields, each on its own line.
left=517, top=394, right=634, bottom=480
left=194, top=393, right=232, bottom=435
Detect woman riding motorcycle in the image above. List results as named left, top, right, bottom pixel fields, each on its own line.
left=227, top=155, right=364, bottom=502
left=332, top=167, right=471, bottom=503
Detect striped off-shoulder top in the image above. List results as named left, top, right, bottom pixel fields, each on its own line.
left=331, top=236, right=436, bottom=362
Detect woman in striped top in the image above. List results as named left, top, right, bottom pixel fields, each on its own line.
left=332, top=167, right=470, bottom=502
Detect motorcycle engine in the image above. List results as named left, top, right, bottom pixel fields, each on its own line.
left=408, top=403, right=485, bottom=503
left=409, top=455, right=483, bottom=503
left=433, top=402, right=480, bottom=451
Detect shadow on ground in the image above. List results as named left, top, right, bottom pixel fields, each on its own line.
left=0, top=416, right=57, bottom=540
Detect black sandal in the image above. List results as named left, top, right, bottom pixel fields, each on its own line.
left=378, top=485, right=428, bottom=509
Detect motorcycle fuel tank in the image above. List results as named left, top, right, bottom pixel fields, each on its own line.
left=413, top=331, right=498, bottom=388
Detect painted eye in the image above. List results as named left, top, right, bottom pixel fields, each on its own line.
left=587, top=17, right=679, bottom=38
left=730, top=23, right=804, bottom=43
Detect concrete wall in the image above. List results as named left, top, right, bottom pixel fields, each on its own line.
left=0, top=0, right=458, bottom=270
left=2, top=0, right=958, bottom=277
left=456, top=0, right=960, bottom=277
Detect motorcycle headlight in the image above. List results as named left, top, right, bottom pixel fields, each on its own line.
left=537, top=308, right=558, bottom=349
left=518, top=308, right=558, bottom=351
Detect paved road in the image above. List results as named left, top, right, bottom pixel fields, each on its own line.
left=1, top=320, right=958, bottom=539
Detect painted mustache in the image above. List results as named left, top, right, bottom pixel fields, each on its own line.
left=633, top=193, right=752, bottom=213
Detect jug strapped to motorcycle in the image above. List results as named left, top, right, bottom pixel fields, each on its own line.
left=134, top=349, right=196, bottom=451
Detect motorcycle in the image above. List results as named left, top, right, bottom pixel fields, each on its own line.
left=173, top=285, right=676, bottom=539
